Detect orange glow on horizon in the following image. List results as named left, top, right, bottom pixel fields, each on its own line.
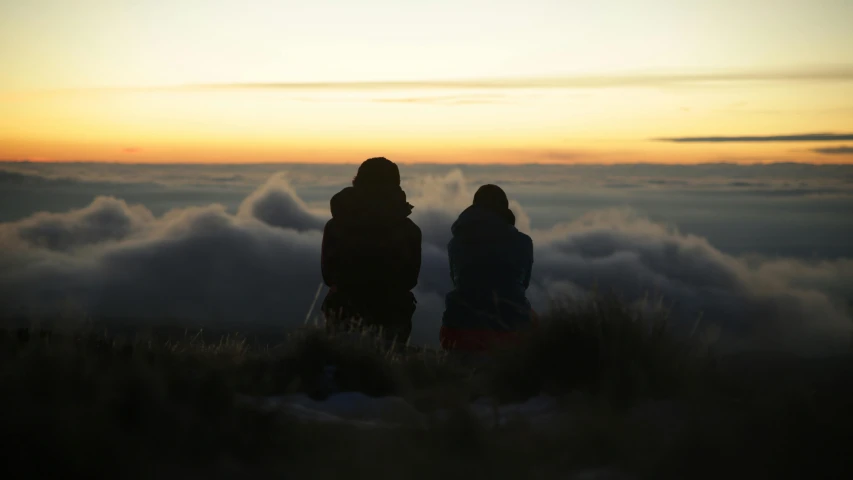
left=3, top=140, right=851, bottom=166
left=2, top=81, right=852, bottom=165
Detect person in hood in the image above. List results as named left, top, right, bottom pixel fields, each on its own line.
left=320, top=157, right=422, bottom=343
left=440, top=184, right=536, bottom=352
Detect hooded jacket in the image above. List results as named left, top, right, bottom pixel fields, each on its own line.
left=321, top=186, right=421, bottom=297
left=441, top=205, right=534, bottom=349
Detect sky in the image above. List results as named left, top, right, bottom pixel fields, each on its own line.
left=2, top=0, right=853, bottom=164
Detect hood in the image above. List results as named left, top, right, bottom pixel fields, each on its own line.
left=330, top=186, right=413, bottom=224
left=451, top=205, right=517, bottom=240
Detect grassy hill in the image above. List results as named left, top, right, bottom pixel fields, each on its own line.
left=1, top=297, right=851, bottom=479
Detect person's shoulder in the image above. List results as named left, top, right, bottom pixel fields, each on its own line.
left=330, top=187, right=356, bottom=218
left=516, top=230, right=533, bottom=248
left=323, top=216, right=339, bottom=234
left=402, top=217, right=422, bottom=236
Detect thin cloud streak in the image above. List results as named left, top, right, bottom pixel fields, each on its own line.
left=372, top=94, right=506, bottom=105
left=54, top=66, right=848, bottom=94
left=657, top=133, right=853, bottom=143
left=187, top=67, right=853, bottom=91
left=813, top=146, right=853, bottom=155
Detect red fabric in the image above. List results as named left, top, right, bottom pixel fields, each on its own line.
left=440, top=309, right=539, bottom=353
left=439, top=326, right=525, bottom=352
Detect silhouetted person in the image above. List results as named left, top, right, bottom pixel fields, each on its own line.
left=320, top=157, right=422, bottom=343
left=440, top=184, right=536, bottom=352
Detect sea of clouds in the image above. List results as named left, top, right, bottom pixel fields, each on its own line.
left=0, top=164, right=851, bottom=354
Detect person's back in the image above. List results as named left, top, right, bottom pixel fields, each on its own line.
left=441, top=185, right=535, bottom=352
left=321, top=158, right=422, bottom=343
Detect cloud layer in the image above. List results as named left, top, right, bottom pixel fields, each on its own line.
left=813, top=146, right=853, bottom=155
left=0, top=171, right=850, bottom=354
left=657, top=133, right=853, bottom=143
left=530, top=211, right=853, bottom=352
left=2, top=196, right=155, bottom=252
left=168, top=66, right=853, bottom=92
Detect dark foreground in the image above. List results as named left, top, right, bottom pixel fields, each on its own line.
left=1, top=300, right=852, bottom=479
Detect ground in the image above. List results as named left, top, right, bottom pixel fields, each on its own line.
left=1, top=298, right=851, bottom=479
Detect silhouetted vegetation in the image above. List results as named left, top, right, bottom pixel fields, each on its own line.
left=1, top=295, right=851, bottom=479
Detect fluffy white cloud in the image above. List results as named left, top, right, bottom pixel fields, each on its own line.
left=530, top=210, right=853, bottom=352
left=0, top=196, right=154, bottom=251
left=0, top=171, right=850, bottom=353
left=236, top=173, right=327, bottom=231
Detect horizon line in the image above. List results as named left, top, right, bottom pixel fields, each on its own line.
left=3, top=159, right=853, bottom=168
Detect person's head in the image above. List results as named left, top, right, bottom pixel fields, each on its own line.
left=352, top=157, right=400, bottom=189
left=473, top=184, right=515, bottom=225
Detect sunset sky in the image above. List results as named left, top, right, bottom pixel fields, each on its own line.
left=2, top=0, right=852, bottom=164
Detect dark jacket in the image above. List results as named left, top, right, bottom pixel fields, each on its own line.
left=320, top=186, right=421, bottom=332
left=441, top=205, right=534, bottom=345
